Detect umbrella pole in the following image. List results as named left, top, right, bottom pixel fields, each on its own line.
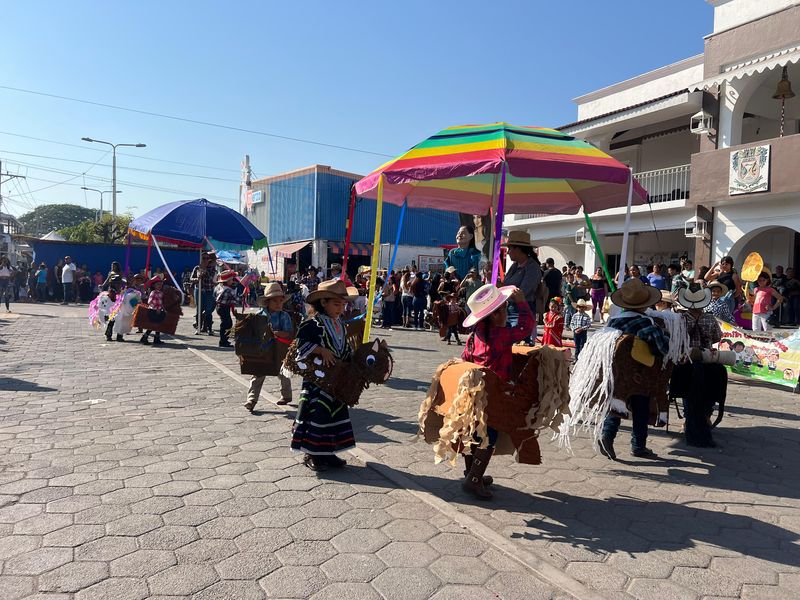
left=386, top=199, right=407, bottom=275
left=491, top=163, right=507, bottom=285
left=363, top=175, right=384, bottom=344
left=196, top=246, right=203, bottom=335
left=145, top=235, right=153, bottom=277
left=617, top=169, right=634, bottom=290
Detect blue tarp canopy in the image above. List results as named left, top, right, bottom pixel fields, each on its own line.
left=129, top=198, right=265, bottom=246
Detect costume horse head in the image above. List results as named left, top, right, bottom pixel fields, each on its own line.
left=284, top=339, right=393, bottom=407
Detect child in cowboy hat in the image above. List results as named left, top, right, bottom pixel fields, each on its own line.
left=214, top=270, right=239, bottom=347
left=244, top=283, right=295, bottom=412
left=460, top=283, right=531, bottom=500
left=139, top=275, right=166, bottom=346
left=290, top=280, right=359, bottom=472
left=599, top=278, right=670, bottom=460
left=569, top=299, right=592, bottom=358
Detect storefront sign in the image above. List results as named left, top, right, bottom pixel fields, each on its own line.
left=715, top=319, right=799, bottom=389
left=418, top=254, right=444, bottom=273
left=729, top=144, right=770, bottom=195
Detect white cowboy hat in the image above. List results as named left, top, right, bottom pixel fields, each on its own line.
left=677, top=285, right=712, bottom=310
left=462, top=284, right=515, bottom=328
left=575, top=298, right=590, bottom=308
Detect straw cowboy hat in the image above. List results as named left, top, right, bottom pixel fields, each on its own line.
left=610, top=278, right=661, bottom=310
left=258, top=282, right=288, bottom=306
left=677, top=284, right=712, bottom=310
left=463, top=284, right=515, bottom=328
left=575, top=298, right=590, bottom=309
left=502, top=230, right=535, bottom=248
left=216, top=270, right=238, bottom=284
left=445, top=266, right=457, bottom=274
left=658, top=290, right=676, bottom=305
left=706, top=281, right=728, bottom=294
left=306, top=279, right=356, bottom=304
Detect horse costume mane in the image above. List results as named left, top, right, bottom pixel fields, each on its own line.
left=418, top=346, right=571, bottom=466
left=282, top=338, right=393, bottom=407
left=88, top=292, right=115, bottom=330
left=233, top=313, right=292, bottom=377
left=112, top=288, right=141, bottom=336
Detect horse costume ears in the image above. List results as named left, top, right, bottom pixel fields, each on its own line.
left=372, top=340, right=380, bottom=352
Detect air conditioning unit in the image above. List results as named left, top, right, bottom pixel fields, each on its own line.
left=684, top=215, right=709, bottom=239
left=575, top=227, right=591, bottom=245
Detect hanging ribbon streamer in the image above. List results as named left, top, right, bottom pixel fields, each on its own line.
left=386, top=199, right=407, bottom=276
left=363, top=175, right=384, bottom=344
left=583, top=213, right=617, bottom=292
left=490, top=163, right=507, bottom=285
left=152, top=236, right=184, bottom=303
left=341, top=185, right=357, bottom=280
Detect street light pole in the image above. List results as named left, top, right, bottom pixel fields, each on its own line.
left=81, top=138, right=146, bottom=219
left=81, top=187, right=120, bottom=222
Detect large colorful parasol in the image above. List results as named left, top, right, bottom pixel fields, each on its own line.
left=354, top=123, right=648, bottom=213
left=354, top=123, right=649, bottom=341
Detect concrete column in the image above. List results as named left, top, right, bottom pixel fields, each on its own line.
left=311, top=240, right=328, bottom=271
left=718, top=81, right=741, bottom=149
left=583, top=238, right=599, bottom=273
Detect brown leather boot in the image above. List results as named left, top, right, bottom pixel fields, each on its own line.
left=463, top=454, right=493, bottom=486
left=461, top=447, right=494, bottom=500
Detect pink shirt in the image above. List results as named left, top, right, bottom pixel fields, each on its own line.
left=753, top=287, right=775, bottom=314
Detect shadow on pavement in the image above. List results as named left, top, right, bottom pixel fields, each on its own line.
left=0, top=378, right=58, bottom=392
left=607, top=426, right=800, bottom=499
left=513, top=490, right=800, bottom=568
left=350, top=407, right=420, bottom=444
left=387, top=345, right=439, bottom=353
left=384, top=376, right=430, bottom=392
left=724, top=404, right=800, bottom=422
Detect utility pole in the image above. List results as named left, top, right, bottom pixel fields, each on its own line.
left=0, top=160, right=26, bottom=233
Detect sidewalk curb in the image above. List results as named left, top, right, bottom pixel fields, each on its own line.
left=186, top=345, right=601, bottom=600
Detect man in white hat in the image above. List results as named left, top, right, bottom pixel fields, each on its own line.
left=599, top=279, right=669, bottom=460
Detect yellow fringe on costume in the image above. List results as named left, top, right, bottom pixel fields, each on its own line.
left=418, top=358, right=462, bottom=437
left=433, top=368, right=490, bottom=466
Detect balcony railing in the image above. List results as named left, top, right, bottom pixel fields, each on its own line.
left=635, top=164, right=691, bottom=204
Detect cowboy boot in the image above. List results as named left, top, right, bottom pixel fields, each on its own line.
left=461, top=447, right=494, bottom=500
left=463, top=453, right=494, bottom=486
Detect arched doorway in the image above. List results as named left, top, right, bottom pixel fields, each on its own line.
left=729, top=225, right=800, bottom=272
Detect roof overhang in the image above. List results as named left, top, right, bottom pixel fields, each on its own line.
left=560, top=91, right=703, bottom=138
left=689, top=45, right=800, bottom=91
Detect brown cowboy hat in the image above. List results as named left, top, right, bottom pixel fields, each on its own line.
left=501, top=230, right=534, bottom=249
left=258, top=282, right=288, bottom=306
left=306, top=279, right=356, bottom=304
left=610, top=278, right=661, bottom=310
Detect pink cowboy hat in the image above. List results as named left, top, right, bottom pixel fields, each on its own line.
left=463, top=284, right=516, bottom=328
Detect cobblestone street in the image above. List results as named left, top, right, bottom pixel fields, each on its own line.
left=1, top=304, right=799, bottom=599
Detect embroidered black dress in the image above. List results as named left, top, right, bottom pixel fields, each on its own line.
left=290, top=314, right=355, bottom=455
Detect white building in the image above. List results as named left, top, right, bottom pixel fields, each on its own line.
left=507, top=0, right=800, bottom=275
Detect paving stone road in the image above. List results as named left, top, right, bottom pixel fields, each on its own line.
left=1, top=303, right=799, bottom=599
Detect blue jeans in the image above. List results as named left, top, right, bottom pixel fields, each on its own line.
left=0, top=280, right=10, bottom=308
left=601, top=394, right=650, bottom=452
left=195, top=288, right=215, bottom=331
left=62, top=283, right=73, bottom=304
left=401, top=296, right=414, bottom=323
left=573, top=330, right=587, bottom=358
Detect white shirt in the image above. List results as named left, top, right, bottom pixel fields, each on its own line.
left=61, top=263, right=76, bottom=283
left=0, top=266, right=11, bottom=279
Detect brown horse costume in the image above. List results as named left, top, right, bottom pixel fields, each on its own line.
left=132, top=286, right=183, bottom=335
left=419, top=345, right=571, bottom=465
left=283, top=338, right=393, bottom=407
left=233, top=313, right=292, bottom=377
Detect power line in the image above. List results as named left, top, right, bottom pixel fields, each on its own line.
left=0, top=149, right=240, bottom=182
left=0, top=130, right=241, bottom=173
left=0, top=85, right=394, bottom=157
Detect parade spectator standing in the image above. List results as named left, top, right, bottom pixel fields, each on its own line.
left=0, top=258, right=13, bottom=312
left=443, top=225, right=482, bottom=280
left=747, top=271, right=784, bottom=332
left=785, top=267, right=800, bottom=325
left=35, top=263, right=48, bottom=302
left=214, top=270, right=239, bottom=347
left=410, top=272, right=428, bottom=330
left=681, top=258, right=696, bottom=281
left=589, top=267, right=609, bottom=320
left=61, top=256, right=76, bottom=305
left=502, top=231, right=542, bottom=332
left=646, top=264, right=667, bottom=290
left=705, top=256, right=743, bottom=307
left=429, top=271, right=442, bottom=309
left=458, top=268, right=483, bottom=306
left=400, top=269, right=414, bottom=328
left=191, top=252, right=217, bottom=334
left=626, top=265, right=648, bottom=284
left=380, top=276, right=397, bottom=329
left=542, top=258, right=563, bottom=304
left=102, top=261, right=123, bottom=291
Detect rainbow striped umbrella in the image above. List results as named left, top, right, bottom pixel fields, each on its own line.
left=354, top=122, right=647, bottom=213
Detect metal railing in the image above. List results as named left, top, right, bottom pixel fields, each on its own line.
left=634, top=164, right=691, bottom=203
left=514, top=213, right=548, bottom=220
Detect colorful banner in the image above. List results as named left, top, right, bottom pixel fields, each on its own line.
left=716, top=320, right=800, bottom=389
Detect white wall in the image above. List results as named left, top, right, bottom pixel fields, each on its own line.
left=711, top=0, right=796, bottom=33
left=639, top=130, right=700, bottom=171
left=737, top=227, right=794, bottom=270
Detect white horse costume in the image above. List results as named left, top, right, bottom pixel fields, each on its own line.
left=112, top=289, right=141, bottom=337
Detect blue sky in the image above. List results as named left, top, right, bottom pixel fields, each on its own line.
left=0, top=0, right=712, bottom=218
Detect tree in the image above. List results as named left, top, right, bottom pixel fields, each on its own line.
left=59, top=214, right=133, bottom=244
left=18, top=204, right=98, bottom=236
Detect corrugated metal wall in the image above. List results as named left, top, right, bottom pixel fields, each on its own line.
left=266, top=173, right=316, bottom=244
left=316, top=171, right=459, bottom=247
